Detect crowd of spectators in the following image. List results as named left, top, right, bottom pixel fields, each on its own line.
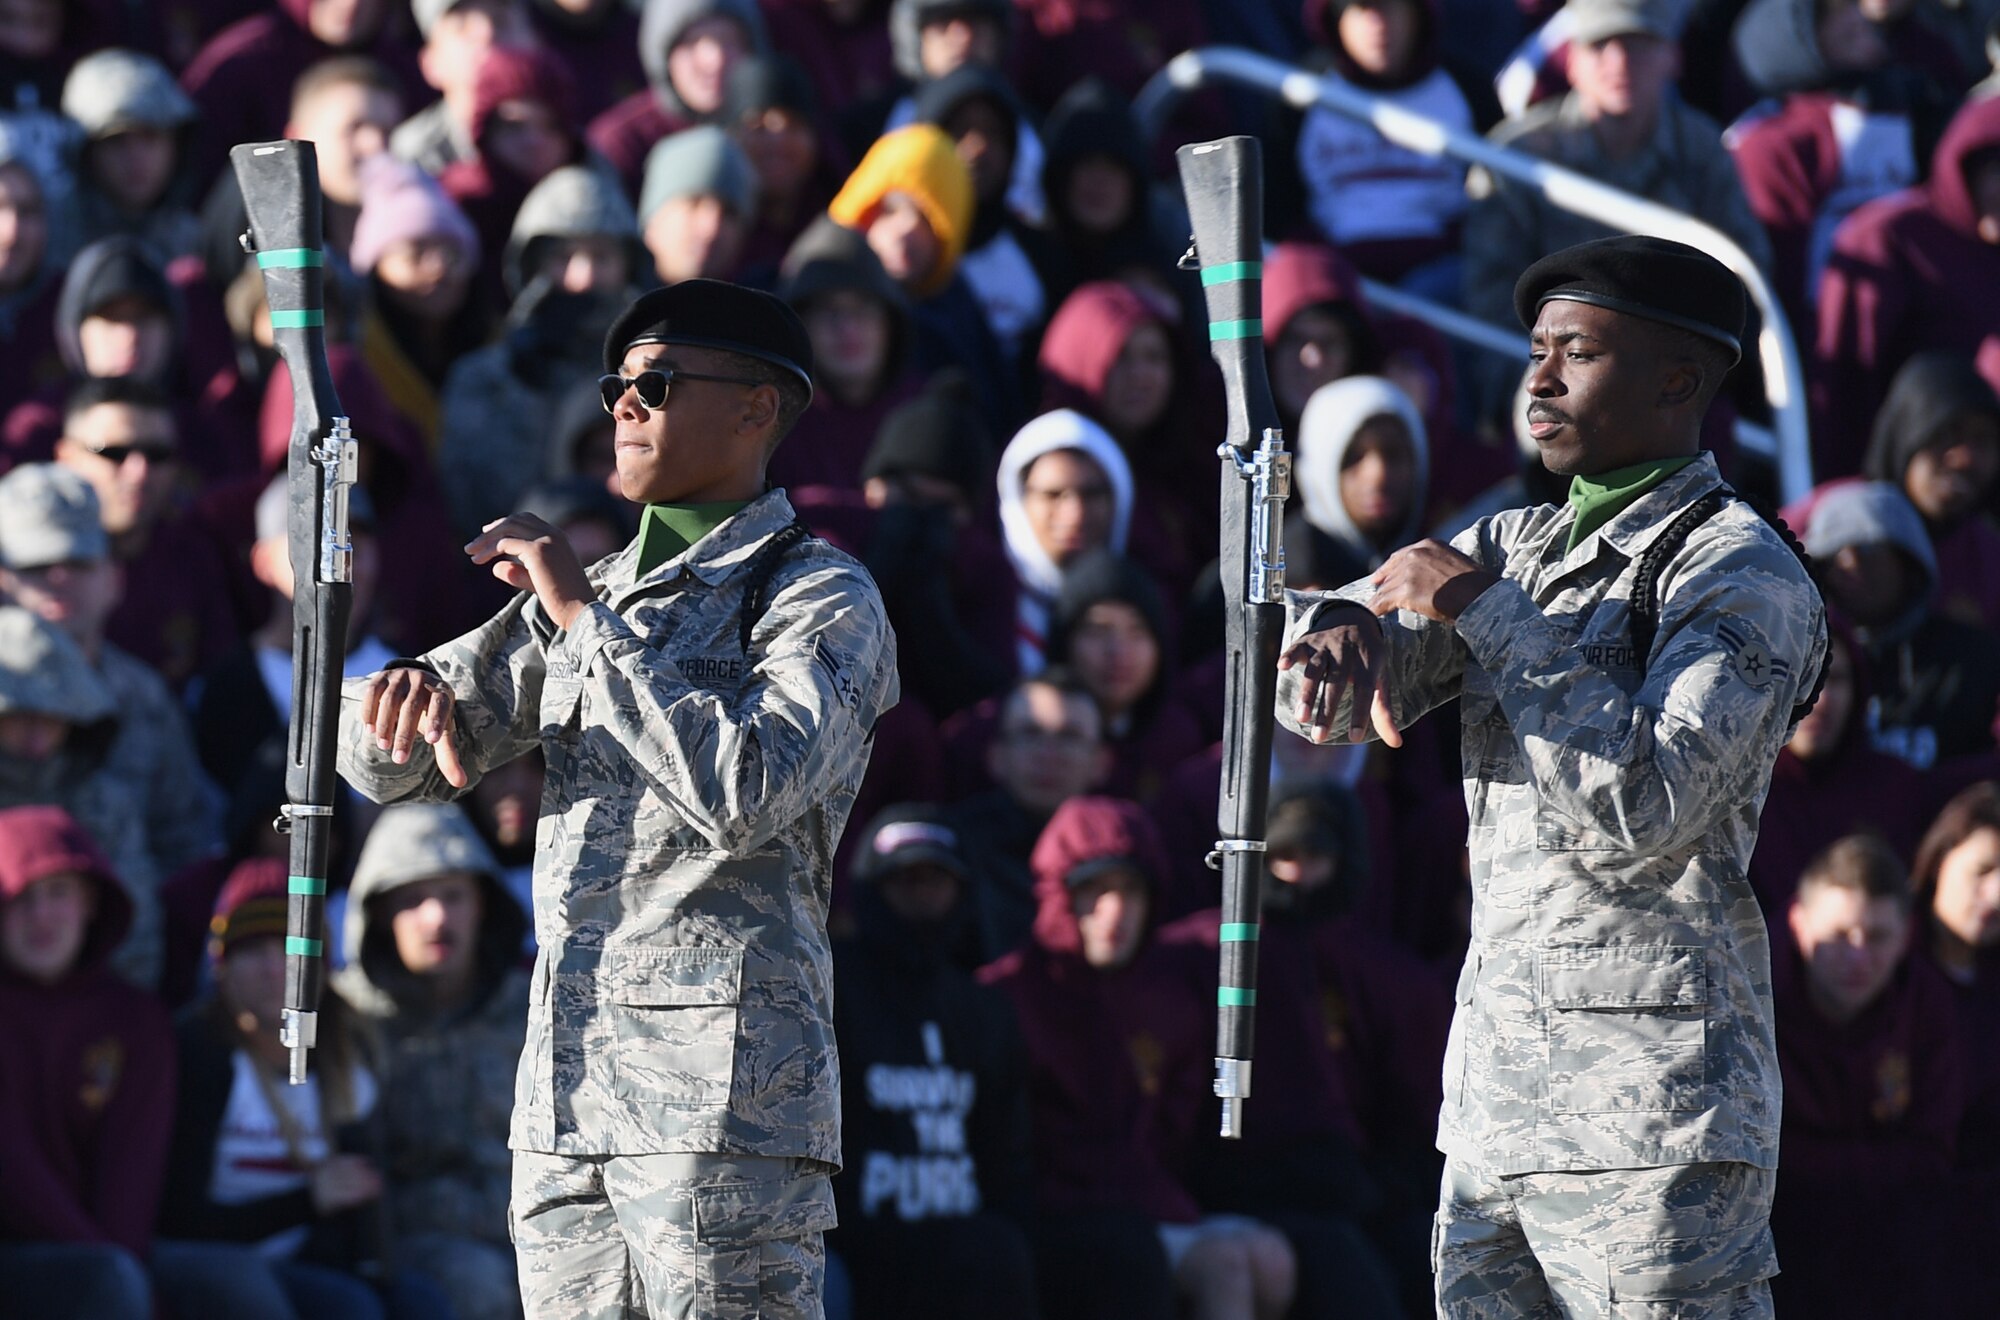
left=2, top=0, right=2000, bottom=1316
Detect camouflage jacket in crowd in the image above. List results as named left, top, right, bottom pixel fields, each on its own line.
left=1278, top=454, right=1827, bottom=1175
left=337, top=490, right=900, bottom=1163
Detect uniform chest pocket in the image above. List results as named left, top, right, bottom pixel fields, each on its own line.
left=605, top=947, right=742, bottom=1109
left=1540, top=946, right=1707, bottom=1114
left=539, top=668, right=583, bottom=735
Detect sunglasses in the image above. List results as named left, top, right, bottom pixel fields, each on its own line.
left=76, top=440, right=175, bottom=466
left=598, top=367, right=765, bottom=415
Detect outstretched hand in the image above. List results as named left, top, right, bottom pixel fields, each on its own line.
left=1278, top=613, right=1402, bottom=747
left=465, top=514, right=595, bottom=632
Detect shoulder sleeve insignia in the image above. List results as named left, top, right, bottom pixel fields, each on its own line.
left=1715, top=621, right=1790, bottom=690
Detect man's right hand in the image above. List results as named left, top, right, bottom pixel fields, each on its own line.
left=1278, top=613, right=1402, bottom=747
left=358, top=668, right=468, bottom=787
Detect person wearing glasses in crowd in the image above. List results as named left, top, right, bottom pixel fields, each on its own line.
left=338, top=278, right=898, bottom=1320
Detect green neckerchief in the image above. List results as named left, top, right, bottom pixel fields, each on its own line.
left=1565, top=456, right=1700, bottom=553
left=634, top=499, right=752, bottom=576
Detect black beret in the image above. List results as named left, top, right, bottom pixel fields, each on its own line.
left=603, top=279, right=815, bottom=398
left=1513, top=235, right=1746, bottom=364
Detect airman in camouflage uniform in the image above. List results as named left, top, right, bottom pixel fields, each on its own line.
left=339, top=281, right=897, bottom=1319
left=1276, top=237, right=1826, bottom=1318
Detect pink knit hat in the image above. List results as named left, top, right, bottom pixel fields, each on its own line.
left=347, top=153, right=481, bottom=277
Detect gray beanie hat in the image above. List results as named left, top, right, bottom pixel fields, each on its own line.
left=637, top=125, right=757, bottom=225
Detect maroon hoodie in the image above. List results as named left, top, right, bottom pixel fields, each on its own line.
left=178, top=0, right=422, bottom=192
left=1037, top=281, right=1217, bottom=599
left=529, top=0, right=648, bottom=123
left=1749, top=622, right=1931, bottom=919
left=0, top=806, right=176, bottom=1257
left=1258, top=242, right=1507, bottom=522
left=440, top=46, right=586, bottom=313
left=1812, top=97, right=2000, bottom=478
left=1010, top=0, right=1209, bottom=111
left=761, top=0, right=896, bottom=123
left=977, top=797, right=1212, bottom=1222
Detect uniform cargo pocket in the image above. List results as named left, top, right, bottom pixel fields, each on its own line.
left=1541, top=946, right=1707, bottom=1114
left=1604, top=1222, right=1778, bottom=1302
left=606, top=946, right=742, bottom=1108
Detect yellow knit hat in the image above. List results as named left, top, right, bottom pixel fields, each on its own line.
left=827, top=124, right=975, bottom=297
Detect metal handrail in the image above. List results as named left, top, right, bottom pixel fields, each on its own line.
left=1138, top=47, right=1812, bottom=504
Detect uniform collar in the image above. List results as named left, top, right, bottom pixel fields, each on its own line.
left=600, top=487, right=799, bottom=606
left=1554, top=451, right=1725, bottom=566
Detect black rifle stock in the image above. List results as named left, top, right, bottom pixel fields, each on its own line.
left=1176, top=137, right=1288, bottom=1139
left=232, top=140, right=356, bottom=1085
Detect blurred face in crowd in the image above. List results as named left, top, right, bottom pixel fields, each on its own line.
left=1071, top=863, right=1148, bottom=970
left=385, top=871, right=485, bottom=983
left=56, top=402, right=178, bottom=539
left=608, top=343, right=769, bottom=503
left=735, top=105, right=818, bottom=200
left=304, top=0, right=388, bottom=48
left=878, top=861, right=961, bottom=925
left=802, top=289, right=891, bottom=401
left=1933, top=826, right=2000, bottom=951
left=1021, top=448, right=1114, bottom=566
left=1821, top=541, right=1916, bottom=630
left=1789, top=881, right=1909, bottom=1022
left=1338, top=0, right=1422, bottom=79
left=1066, top=599, right=1158, bottom=721
left=1099, top=322, right=1173, bottom=440
left=987, top=681, right=1109, bottom=814
left=0, top=0, right=60, bottom=58
left=486, top=97, right=571, bottom=182
left=376, top=235, right=474, bottom=319
left=1268, top=842, right=1337, bottom=896
left=646, top=192, right=746, bottom=284
left=0, top=559, right=122, bottom=650
left=289, top=82, right=401, bottom=207
left=90, top=128, right=179, bottom=213
left=1271, top=307, right=1356, bottom=419
left=0, top=161, right=48, bottom=290
left=535, top=233, right=631, bottom=295
left=422, top=0, right=532, bottom=99
left=918, top=11, right=1003, bottom=78
left=1784, top=634, right=1853, bottom=762
left=1063, top=153, right=1134, bottom=235
left=1816, top=0, right=1889, bottom=73
left=1855, top=0, right=1913, bottom=19
left=219, top=935, right=286, bottom=1032
left=79, top=296, right=174, bottom=382
left=1341, top=414, right=1417, bottom=544
left=864, top=469, right=973, bottom=525
left=668, top=15, right=753, bottom=117
left=0, top=712, right=68, bottom=762
left=470, top=748, right=543, bottom=866
left=1970, top=153, right=2000, bottom=247
left=864, top=192, right=941, bottom=291
left=943, top=97, right=1014, bottom=206
left=1904, top=412, right=2000, bottom=527
left=1568, top=31, right=1677, bottom=124
left=1, top=871, right=94, bottom=985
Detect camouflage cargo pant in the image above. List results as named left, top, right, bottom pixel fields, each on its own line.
left=1432, top=1158, right=1777, bottom=1318
left=510, top=1151, right=835, bottom=1319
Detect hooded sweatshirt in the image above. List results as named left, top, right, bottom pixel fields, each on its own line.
left=768, top=216, right=924, bottom=495
left=0, top=805, right=175, bottom=1257
left=0, top=126, right=65, bottom=427
left=62, top=48, right=204, bottom=261
left=585, top=0, right=771, bottom=196
left=1799, top=480, right=2000, bottom=769
left=995, top=408, right=1134, bottom=673
left=1814, top=96, right=2000, bottom=476
left=528, top=0, right=649, bottom=123
left=1294, top=375, right=1431, bottom=585
left=1863, top=351, right=2000, bottom=633
left=1296, top=0, right=1470, bottom=279
left=333, top=803, right=527, bottom=1245
left=977, top=796, right=1211, bottom=1222
left=1036, top=77, right=1182, bottom=307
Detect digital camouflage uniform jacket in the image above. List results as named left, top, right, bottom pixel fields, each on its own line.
left=337, top=490, right=899, bottom=1163
left=1278, top=455, right=1826, bottom=1175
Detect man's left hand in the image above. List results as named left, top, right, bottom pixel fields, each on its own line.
left=466, top=514, right=595, bottom=631
left=1370, top=540, right=1501, bottom=623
